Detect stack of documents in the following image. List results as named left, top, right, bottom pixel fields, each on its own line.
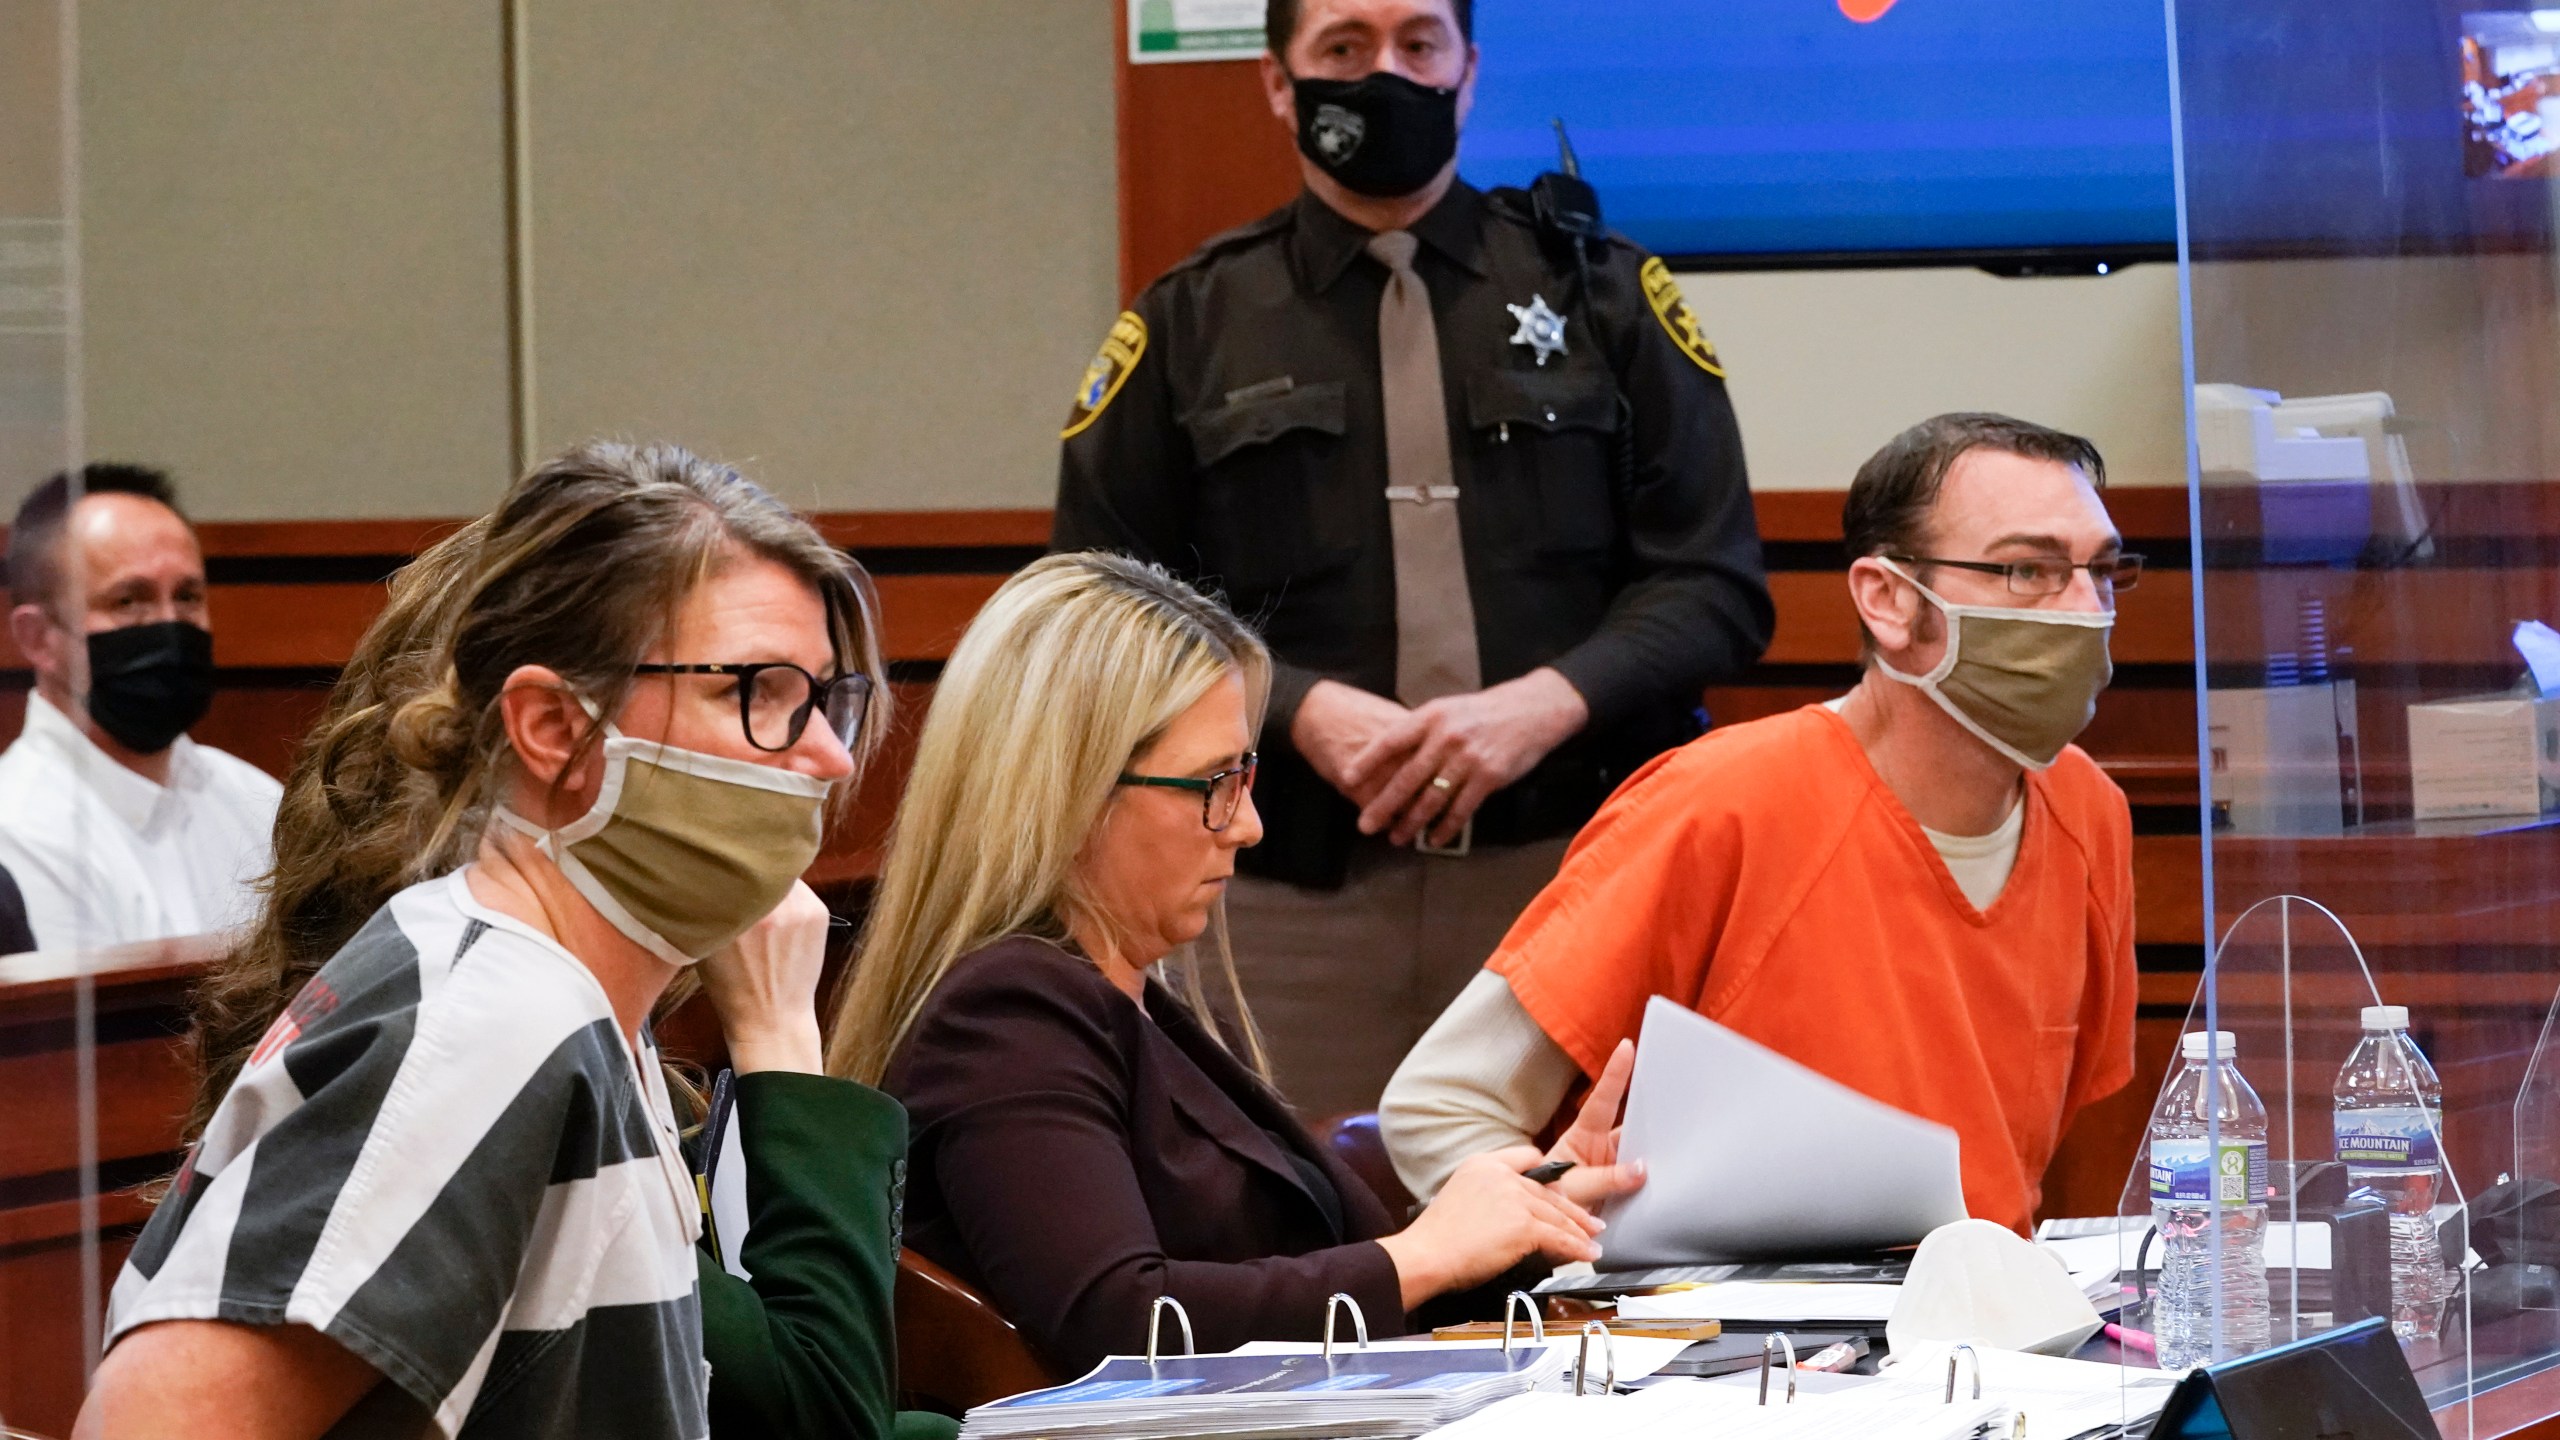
left=1428, top=1347, right=2165, bottom=1440
left=1426, top=1375, right=2010, bottom=1440
left=1873, top=1345, right=2177, bottom=1440
left=1603, top=999, right=1967, bottom=1264
left=960, top=1344, right=1570, bottom=1440
left=1616, top=1282, right=1905, bottom=1325
left=1538, top=1257, right=1911, bottom=1301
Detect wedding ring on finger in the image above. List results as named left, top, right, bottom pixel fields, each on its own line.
left=1429, top=774, right=1457, bottom=794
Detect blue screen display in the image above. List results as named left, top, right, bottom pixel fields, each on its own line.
left=1454, top=0, right=2178, bottom=260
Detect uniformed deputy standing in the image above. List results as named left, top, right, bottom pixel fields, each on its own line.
left=1054, top=0, right=1774, bottom=1119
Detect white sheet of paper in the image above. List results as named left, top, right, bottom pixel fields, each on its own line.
left=1878, top=1345, right=2176, bottom=1440
left=1431, top=1377, right=2011, bottom=1440
left=1599, top=997, right=1967, bottom=1264
left=1229, top=1335, right=1696, bottom=1384
left=1615, top=1282, right=1906, bottom=1324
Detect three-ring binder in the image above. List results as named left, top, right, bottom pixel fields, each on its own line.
left=1944, top=1343, right=1981, bottom=1403
left=1573, top=1321, right=1617, bottom=1397
left=1500, top=1290, right=1544, bottom=1353
left=1320, top=1292, right=1370, bottom=1360
left=1146, top=1295, right=1194, bottom=1367
left=1758, top=1332, right=1799, bottom=1405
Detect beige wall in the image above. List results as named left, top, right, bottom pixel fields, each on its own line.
left=74, top=2, right=2186, bottom=518
left=76, top=1, right=1116, bottom=520
left=523, top=1, right=1114, bottom=512
left=2187, top=253, right=2560, bottom=484
left=1687, top=262, right=2188, bottom=490
left=80, top=2, right=515, bottom=518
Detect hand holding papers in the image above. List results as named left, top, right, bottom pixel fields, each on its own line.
left=1600, top=998, right=1968, bottom=1265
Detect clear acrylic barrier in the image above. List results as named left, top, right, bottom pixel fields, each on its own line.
left=0, top=0, right=103, bottom=1433
left=2112, top=899, right=2473, bottom=1423
left=2516, top=989, right=2560, bottom=1316
left=2169, top=0, right=2560, bottom=1429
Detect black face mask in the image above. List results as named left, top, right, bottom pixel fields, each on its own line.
left=85, top=619, right=215, bottom=755
left=1290, top=70, right=1462, bottom=199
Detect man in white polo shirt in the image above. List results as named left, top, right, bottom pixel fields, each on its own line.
left=0, top=465, right=281, bottom=952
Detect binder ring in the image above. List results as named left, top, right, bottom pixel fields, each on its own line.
left=1946, top=1343, right=1981, bottom=1403
left=1573, top=1322, right=1617, bottom=1397
left=1758, top=1332, right=1798, bottom=1405
left=1501, top=1291, right=1546, bottom=1353
left=1146, top=1295, right=1195, bottom=1366
left=1321, top=1293, right=1370, bottom=1361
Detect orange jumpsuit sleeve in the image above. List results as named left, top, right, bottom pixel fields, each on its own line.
left=2061, top=781, right=2139, bottom=1121
left=1488, top=750, right=1743, bottom=1080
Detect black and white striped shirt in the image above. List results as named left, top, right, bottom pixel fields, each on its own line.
left=108, top=871, right=708, bottom=1439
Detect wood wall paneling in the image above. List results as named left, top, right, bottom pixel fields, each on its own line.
left=1114, top=9, right=1298, bottom=302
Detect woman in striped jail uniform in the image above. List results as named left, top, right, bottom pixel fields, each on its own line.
left=79, top=442, right=940, bottom=1440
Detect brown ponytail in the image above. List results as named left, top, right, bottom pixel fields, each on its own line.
left=184, top=442, right=885, bottom=1139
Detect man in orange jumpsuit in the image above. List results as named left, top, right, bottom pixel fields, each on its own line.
left=1379, top=412, right=2140, bottom=1234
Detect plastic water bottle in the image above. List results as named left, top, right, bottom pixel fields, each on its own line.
left=2150, top=1030, right=2271, bottom=1370
left=2334, top=1004, right=2448, bottom=1341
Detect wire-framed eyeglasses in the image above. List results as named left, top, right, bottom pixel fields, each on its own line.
left=1116, top=753, right=1259, bottom=832
left=1885, top=552, right=2145, bottom=597
left=631, top=662, right=873, bottom=752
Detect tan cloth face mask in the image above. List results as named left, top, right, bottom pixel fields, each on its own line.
left=1870, top=558, right=2115, bottom=770
left=500, top=723, right=832, bottom=965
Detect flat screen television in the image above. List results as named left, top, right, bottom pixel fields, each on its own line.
left=1456, top=0, right=2180, bottom=268
left=2172, top=2, right=2553, bottom=259
left=1455, top=1, right=2559, bottom=268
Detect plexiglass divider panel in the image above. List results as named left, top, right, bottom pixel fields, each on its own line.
left=2114, top=901, right=2473, bottom=1415
left=2171, top=0, right=2560, bottom=1428
left=0, top=0, right=101, bottom=1434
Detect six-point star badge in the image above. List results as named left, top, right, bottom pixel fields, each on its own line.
left=1506, top=294, right=1568, bottom=366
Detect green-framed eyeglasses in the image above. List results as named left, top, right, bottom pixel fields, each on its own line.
left=1116, top=752, right=1259, bottom=832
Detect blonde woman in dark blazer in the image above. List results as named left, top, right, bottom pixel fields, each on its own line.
left=828, top=553, right=1641, bottom=1376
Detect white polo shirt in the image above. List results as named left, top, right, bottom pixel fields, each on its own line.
left=0, top=692, right=282, bottom=952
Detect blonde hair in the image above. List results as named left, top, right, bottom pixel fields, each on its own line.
left=186, top=441, right=887, bottom=1138
left=825, top=552, right=1271, bottom=1086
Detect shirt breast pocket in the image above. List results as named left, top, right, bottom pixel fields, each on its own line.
left=2012, top=1022, right=2084, bottom=1163
left=1464, top=370, right=1622, bottom=559
left=1181, top=380, right=1354, bottom=599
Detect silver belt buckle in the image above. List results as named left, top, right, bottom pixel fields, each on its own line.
left=1414, top=819, right=1472, bottom=858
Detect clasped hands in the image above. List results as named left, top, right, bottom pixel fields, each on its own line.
left=1290, top=669, right=1589, bottom=849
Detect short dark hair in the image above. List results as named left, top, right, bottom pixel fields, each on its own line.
left=8, top=462, right=186, bottom=609
left=1266, top=0, right=1475, bottom=58
left=1841, top=413, right=2106, bottom=564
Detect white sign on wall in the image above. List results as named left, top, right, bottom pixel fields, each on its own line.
left=1130, top=0, right=1267, bottom=64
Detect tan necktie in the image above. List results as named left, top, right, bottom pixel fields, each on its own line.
left=1367, top=230, right=1482, bottom=705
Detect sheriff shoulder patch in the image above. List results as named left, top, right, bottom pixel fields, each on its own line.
left=1061, top=310, right=1148, bottom=439
left=1639, top=257, right=1724, bottom=377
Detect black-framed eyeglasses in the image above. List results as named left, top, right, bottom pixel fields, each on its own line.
left=1886, top=552, right=2145, bottom=597
left=1117, top=752, right=1259, bottom=832
left=631, top=663, right=873, bottom=752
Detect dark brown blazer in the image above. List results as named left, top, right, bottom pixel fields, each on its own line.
left=882, top=935, right=1405, bottom=1376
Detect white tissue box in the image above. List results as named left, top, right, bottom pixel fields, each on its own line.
left=2406, top=694, right=2560, bottom=820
